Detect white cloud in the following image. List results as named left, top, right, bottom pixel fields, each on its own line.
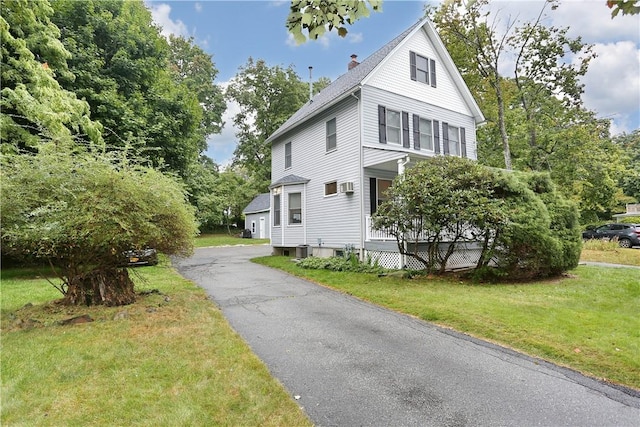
left=580, top=41, right=640, bottom=133
left=194, top=2, right=202, bottom=13
left=348, top=32, right=364, bottom=44
left=147, top=3, right=189, bottom=38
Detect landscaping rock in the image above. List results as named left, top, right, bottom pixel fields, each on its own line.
left=59, top=314, right=93, bottom=325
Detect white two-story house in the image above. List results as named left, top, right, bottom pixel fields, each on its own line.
left=265, top=17, right=485, bottom=269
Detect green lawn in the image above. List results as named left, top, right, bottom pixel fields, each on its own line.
left=579, top=239, right=640, bottom=266
left=195, top=233, right=269, bottom=248
left=0, top=259, right=311, bottom=427
left=254, top=256, right=640, bottom=390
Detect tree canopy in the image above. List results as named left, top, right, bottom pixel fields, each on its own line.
left=50, top=0, right=225, bottom=177
left=429, top=0, right=630, bottom=221
left=0, top=0, right=102, bottom=152
left=225, top=58, right=329, bottom=190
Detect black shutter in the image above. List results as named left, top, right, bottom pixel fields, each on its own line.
left=378, top=105, right=386, bottom=144
left=433, top=120, right=440, bottom=154
left=430, top=59, right=436, bottom=88
left=460, top=127, right=467, bottom=158
left=369, top=177, right=377, bottom=215
left=410, top=51, right=417, bottom=81
left=402, top=111, right=410, bottom=148
left=442, top=122, right=450, bottom=155
left=413, top=114, right=420, bottom=150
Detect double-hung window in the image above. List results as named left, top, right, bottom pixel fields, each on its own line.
left=273, top=194, right=281, bottom=226
left=410, top=51, right=437, bottom=88
left=420, top=118, right=434, bottom=151
left=412, top=115, right=434, bottom=151
left=442, top=123, right=466, bottom=157
left=448, top=125, right=460, bottom=156
left=285, top=142, right=292, bottom=169
left=326, top=118, right=337, bottom=152
left=288, top=193, right=302, bottom=224
left=386, top=109, right=401, bottom=144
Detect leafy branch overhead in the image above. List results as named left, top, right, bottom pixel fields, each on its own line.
left=287, top=0, right=382, bottom=44
left=607, top=0, right=640, bottom=17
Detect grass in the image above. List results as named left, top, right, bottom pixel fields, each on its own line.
left=254, top=256, right=640, bottom=390
left=580, top=239, right=640, bottom=266
left=1, top=258, right=311, bottom=427
left=195, top=233, right=269, bottom=248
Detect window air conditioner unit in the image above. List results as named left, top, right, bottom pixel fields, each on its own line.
left=340, top=182, right=354, bottom=193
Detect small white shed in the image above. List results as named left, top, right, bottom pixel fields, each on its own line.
left=242, top=193, right=270, bottom=239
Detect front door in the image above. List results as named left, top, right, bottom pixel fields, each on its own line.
left=259, top=217, right=265, bottom=238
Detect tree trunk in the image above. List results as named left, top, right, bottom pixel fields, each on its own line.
left=63, top=268, right=136, bottom=306
left=495, top=80, right=513, bottom=171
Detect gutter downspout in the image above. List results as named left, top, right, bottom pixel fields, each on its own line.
left=352, top=89, right=365, bottom=261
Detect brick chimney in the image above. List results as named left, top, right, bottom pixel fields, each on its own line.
left=348, top=54, right=359, bottom=71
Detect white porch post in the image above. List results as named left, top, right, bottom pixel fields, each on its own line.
left=397, top=155, right=410, bottom=269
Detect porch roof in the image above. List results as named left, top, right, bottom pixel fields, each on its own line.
left=269, top=174, right=310, bottom=188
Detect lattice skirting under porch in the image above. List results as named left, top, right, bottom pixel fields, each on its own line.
left=365, top=244, right=484, bottom=271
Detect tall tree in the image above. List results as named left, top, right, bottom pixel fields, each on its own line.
left=168, top=34, right=225, bottom=144
left=0, top=0, right=102, bottom=151
left=430, top=0, right=594, bottom=171
left=225, top=58, right=318, bottom=189
left=50, top=0, right=208, bottom=176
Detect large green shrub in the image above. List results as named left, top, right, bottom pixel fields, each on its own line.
left=1, top=146, right=198, bottom=305
left=372, top=157, right=581, bottom=280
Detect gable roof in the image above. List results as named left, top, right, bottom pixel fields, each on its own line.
left=266, top=17, right=484, bottom=143
left=243, top=193, right=270, bottom=214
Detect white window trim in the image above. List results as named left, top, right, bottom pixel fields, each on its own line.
left=288, top=192, right=302, bottom=226
left=324, top=181, right=338, bottom=197
left=448, top=125, right=461, bottom=157
left=326, top=118, right=337, bottom=153
left=285, top=142, right=292, bottom=169
left=419, top=117, right=434, bottom=152
left=386, top=109, right=401, bottom=145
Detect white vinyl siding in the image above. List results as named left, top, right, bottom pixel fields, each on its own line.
left=363, top=86, right=477, bottom=161
left=365, top=26, right=472, bottom=117
left=270, top=95, right=361, bottom=248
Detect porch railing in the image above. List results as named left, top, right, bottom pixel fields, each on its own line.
left=365, top=216, right=396, bottom=241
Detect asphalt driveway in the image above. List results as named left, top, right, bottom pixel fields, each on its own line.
left=173, top=245, right=640, bottom=427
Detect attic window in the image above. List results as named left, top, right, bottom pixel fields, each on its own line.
left=410, top=52, right=436, bottom=88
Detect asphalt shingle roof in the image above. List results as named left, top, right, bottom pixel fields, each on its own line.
left=266, top=18, right=424, bottom=143
left=269, top=174, right=310, bottom=188
left=243, top=193, right=270, bottom=214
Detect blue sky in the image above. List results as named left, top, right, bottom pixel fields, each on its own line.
left=147, top=1, right=640, bottom=166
